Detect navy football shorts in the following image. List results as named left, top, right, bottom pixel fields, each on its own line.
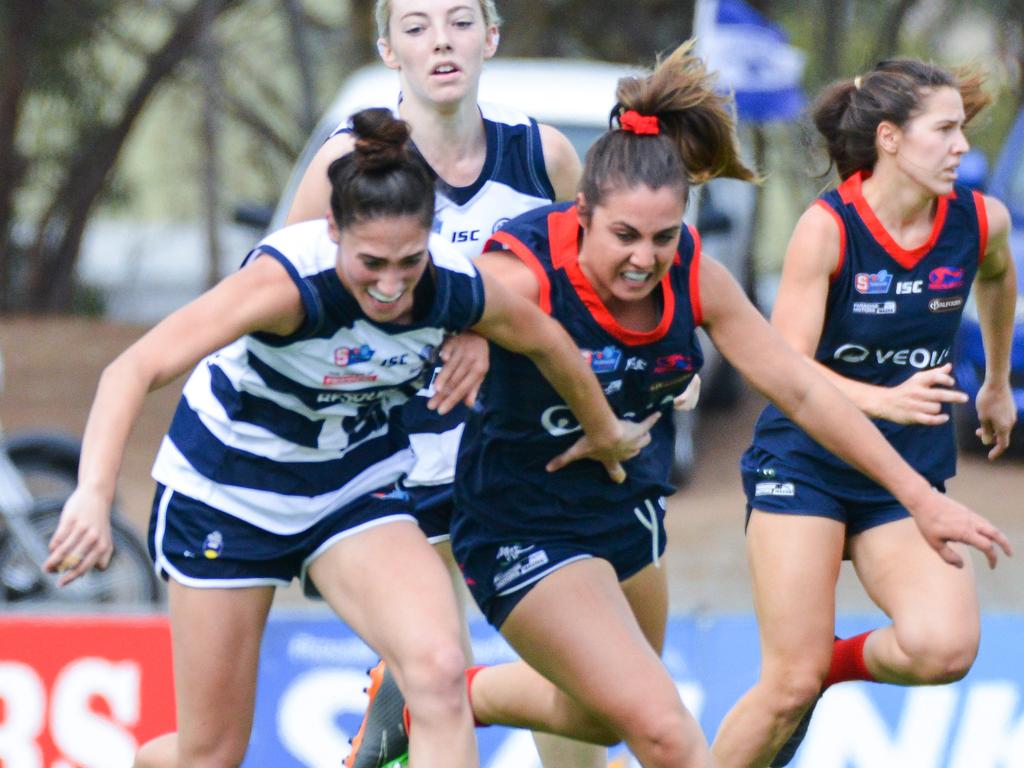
left=451, top=495, right=668, bottom=629
left=400, top=481, right=455, bottom=543
left=741, top=465, right=945, bottom=535
left=147, top=482, right=415, bottom=595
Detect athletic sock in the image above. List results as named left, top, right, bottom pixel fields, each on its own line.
left=824, top=631, right=876, bottom=688
left=465, top=665, right=489, bottom=728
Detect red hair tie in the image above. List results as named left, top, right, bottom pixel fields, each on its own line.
left=619, top=109, right=660, bottom=135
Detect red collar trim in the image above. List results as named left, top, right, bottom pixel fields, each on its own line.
left=548, top=206, right=676, bottom=345
left=837, top=171, right=952, bottom=269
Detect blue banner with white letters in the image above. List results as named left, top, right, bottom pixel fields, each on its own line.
left=245, top=613, right=1024, bottom=767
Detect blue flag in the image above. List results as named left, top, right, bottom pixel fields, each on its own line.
left=695, top=0, right=806, bottom=123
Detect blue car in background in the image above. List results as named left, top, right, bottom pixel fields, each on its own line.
left=953, top=109, right=1024, bottom=450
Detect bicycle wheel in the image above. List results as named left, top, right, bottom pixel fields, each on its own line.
left=4, top=432, right=81, bottom=502
left=0, top=499, right=162, bottom=605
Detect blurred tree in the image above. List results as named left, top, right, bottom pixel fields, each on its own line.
left=496, top=0, right=696, bottom=64
left=0, top=0, right=249, bottom=313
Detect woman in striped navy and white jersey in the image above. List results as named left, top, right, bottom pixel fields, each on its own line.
left=45, top=108, right=652, bottom=768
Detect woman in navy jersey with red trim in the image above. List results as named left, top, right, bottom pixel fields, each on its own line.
left=712, top=60, right=1018, bottom=768
left=345, top=46, right=1011, bottom=768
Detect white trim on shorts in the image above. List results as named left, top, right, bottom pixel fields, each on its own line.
left=494, top=554, right=592, bottom=597
left=153, top=485, right=291, bottom=590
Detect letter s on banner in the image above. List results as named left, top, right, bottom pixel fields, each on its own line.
left=51, top=659, right=141, bottom=768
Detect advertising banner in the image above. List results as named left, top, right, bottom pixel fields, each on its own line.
left=0, top=616, right=175, bottom=768
left=2, top=613, right=1021, bottom=767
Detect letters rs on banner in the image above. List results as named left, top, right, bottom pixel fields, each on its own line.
left=0, top=616, right=175, bottom=768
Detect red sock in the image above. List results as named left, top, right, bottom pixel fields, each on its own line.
left=465, top=665, right=489, bottom=728
left=824, top=631, right=876, bottom=688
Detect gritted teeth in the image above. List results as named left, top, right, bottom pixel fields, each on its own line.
left=622, top=270, right=651, bottom=282
left=368, top=287, right=404, bottom=304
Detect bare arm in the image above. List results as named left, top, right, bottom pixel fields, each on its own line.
left=701, top=254, right=1010, bottom=568
left=972, top=194, right=1018, bottom=458
left=471, top=255, right=657, bottom=482
left=537, top=123, right=582, bottom=201
left=285, top=132, right=356, bottom=225
left=773, top=204, right=967, bottom=424
left=47, top=256, right=304, bottom=583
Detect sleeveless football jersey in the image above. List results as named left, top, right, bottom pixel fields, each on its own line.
left=332, top=102, right=556, bottom=486
left=455, top=203, right=705, bottom=537
left=747, top=172, right=987, bottom=494
left=151, top=220, right=485, bottom=533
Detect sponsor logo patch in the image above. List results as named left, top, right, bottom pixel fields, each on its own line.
left=832, top=344, right=950, bottom=368
left=855, top=269, right=893, bottom=294
left=334, top=344, right=374, bottom=366
left=929, top=295, right=964, bottom=313
left=493, top=548, right=550, bottom=591
left=852, top=301, right=897, bottom=315
left=202, top=531, right=224, bottom=559
left=654, top=354, right=695, bottom=374
left=322, top=374, right=378, bottom=385
left=754, top=481, right=795, bottom=497
left=928, top=266, right=965, bottom=291
left=582, top=346, right=622, bottom=374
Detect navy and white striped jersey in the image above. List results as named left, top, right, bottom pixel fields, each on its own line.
left=151, top=220, right=486, bottom=533
left=746, top=172, right=987, bottom=494
left=332, top=102, right=557, bottom=486
left=455, top=203, right=705, bottom=536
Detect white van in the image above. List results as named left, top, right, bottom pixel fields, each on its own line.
left=269, top=59, right=757, bottom=482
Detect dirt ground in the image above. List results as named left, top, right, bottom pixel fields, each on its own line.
left=2, top=316, right=1022, bottom=613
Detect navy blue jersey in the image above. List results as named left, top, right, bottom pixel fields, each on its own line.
left=152, top=221, right=485, bottom=533
left=455, top=203, right=705, bottom=536
left=747, top=172, right=987, bottom=494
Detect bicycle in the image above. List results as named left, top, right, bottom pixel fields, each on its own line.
left=0, top=352, right=161, bottom=605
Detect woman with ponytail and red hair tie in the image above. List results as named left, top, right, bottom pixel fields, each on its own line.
left=338, top=45, right=1010, bottom=768
left=712, top=59, right=1016, bottom=768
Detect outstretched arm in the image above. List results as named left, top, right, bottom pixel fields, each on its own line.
left=972, top=195, right=1017, bottom=458
left=46, top=256, right=304, bottom=584
left=701, top=254, right=1011, bottom=568
left=470, top=252, right=656, bottom=483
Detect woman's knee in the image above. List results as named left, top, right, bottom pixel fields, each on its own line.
left=896, top=626, right=979, bottom=683
left=759, top=664, right=829, bottom=719
left=395, top=641, right=468, bottom=715
left=620, top=704, right=705, bottom=766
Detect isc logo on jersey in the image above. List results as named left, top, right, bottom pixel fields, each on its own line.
left=855, top=269, right=893, bottom=294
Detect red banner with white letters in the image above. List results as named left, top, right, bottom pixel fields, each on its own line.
left=0, top=615, right=175, bottom=767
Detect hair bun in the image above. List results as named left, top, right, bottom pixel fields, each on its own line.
left=350, top=107, right=412, bottom=172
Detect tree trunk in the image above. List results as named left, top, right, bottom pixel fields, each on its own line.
left=22, top=0, right=243, bottom=313
left=0, top=1, right=47, bottom=310
left=868, top=0, right=919, bottom=64
left=819, top=0, right=848, bottom=86
left=201, top=0, right=223, bottom=290
left=282, top=0, right=318, bottom=136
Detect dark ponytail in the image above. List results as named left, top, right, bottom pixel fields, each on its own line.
left=580, top=40, right=756, bottom=210
left=328, top=108, right=436, bottom=229
left=812, top=59, right=991, bottom=180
